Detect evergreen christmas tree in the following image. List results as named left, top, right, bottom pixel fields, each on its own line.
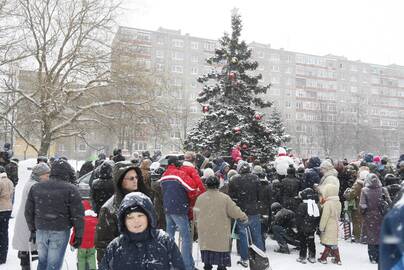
left=184, top=11, right=289, bottom=162
left=268, top=107, right=291, bottom=146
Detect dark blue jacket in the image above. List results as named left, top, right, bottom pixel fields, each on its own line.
left=160, top=165, right=193, bottom=215
left=99, top=192, right=185, bottom=270
left=379, top=195, right=404, bottom=270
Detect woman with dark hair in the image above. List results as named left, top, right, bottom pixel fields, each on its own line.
left=194, top=176, right=247, bottom=270
left=95, top=161, right=150, bottom=262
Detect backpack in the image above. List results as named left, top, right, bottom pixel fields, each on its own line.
left=379, top=189, right=391, bottom=216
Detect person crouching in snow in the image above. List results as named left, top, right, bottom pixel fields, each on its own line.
left=318, top=184, right=342, bottom=265
left=296, top=188, right=320, bottom=264
left=99, top=192, right=185, bottom=270
left=70, top=200, right=98, bottom=270
left=194, top=176, right=248, bottom=270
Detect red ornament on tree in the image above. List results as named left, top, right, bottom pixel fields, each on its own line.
left=202, top=105, right=209, bottom=113
left=228, top=71, right=237, bottom=81
left=233, top=127, right=241, bottom=134
left=254, top=113, right=263, bottom=121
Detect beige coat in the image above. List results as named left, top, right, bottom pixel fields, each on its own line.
left=0, top=172, right=14, bottom=212
left=194, top=189, right=247, bottom=252
left=318, top=169, right=340, bottom=197
left=319, top=185, right=341, bottom=245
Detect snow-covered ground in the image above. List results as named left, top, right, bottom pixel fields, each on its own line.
left=1, top=159, right=377, bottom=270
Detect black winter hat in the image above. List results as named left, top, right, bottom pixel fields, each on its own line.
left=99, top=160, right=114, bottom=179
left=125, top=205, right=149, bottom=219
left=167, top=156, right=181, bottom=167
left=0, top=165, right=5, bottom=173
left=205, top=176, right=220, bottom=189
left=49, top=159, right=75, bottom=182
left=37, top=156, right=48, bottom=164
left=299, top=188, right=315, bottom=200
left=271, top=202, right=282, bottom=214
left=287, top=164, right=296, bottom=175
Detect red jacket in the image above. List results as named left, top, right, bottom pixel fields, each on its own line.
left=181, top=162, right=206, bottom=219
left=231, top=146, right=242, bottom=164
left=69, top=200, right=98, bottom=249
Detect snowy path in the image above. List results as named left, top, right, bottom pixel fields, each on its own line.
left=0, top=159, right=377, bottom=270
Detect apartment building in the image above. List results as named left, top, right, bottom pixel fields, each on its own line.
left=111, top=26, right=404, bottom=160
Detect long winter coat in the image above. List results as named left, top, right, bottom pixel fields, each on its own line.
left=99, top=192, right=185, bottom=270
left=318, top=169, right=340, bottom=198
left=12, top=173, right=39, bottom=252
left=194, top=189, right=247, bottom=252
left=343, top=178, right=364, bottom=240
left=280, top=175, right=300, bottom=212
left=95, top=161, right=149, bottom=262
left=319, top=185, right=341, bottom=245
left=0, top=172, right=13, bottom=212
left=359, top=174, right=391, bottom=245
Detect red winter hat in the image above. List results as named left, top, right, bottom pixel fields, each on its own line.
left=373, top=156, right=381, bottom=164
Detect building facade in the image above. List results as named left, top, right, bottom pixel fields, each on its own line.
left=112, top=26, right=404, bottom=160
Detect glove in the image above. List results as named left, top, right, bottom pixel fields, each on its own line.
left=240, top=218, right=249, bottom=225
left=29, top=231, right=36, bottom=244
left=72, top=237, right=82, bottom=249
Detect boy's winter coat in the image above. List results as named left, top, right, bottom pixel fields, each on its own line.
left=70, top=200, right=98, bottom=249
left=99, top=192, right=185, bottom=270
left=296, top=189, right=320, bottom=234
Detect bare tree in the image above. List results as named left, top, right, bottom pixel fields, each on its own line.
left=0, top=0, right=156, bottom=155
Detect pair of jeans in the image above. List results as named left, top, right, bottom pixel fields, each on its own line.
left=37, top=230, right=70, bottom=270
left=77, top=248, right=96, bottom=270
left=165, top=214, right=194, bottom=270
left=0, top=211, right=11, bottom=263
left=272, top=225, right=287, bottom=247
left=236, top=214, right=265, bottom=260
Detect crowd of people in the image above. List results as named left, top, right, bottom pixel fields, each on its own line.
left=0, top=145, right=403, bottom=270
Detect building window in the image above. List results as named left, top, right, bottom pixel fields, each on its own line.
left=77, top=143, right=87, bottom=152
left=58, top=144, right=65, bottom=152
left=191, top=41, right=199, bottom=49
left=156, top=63, right=164, bottom=72
left=257, top=51, right=265, bottom=58
left=271, top=65, right=280, bottom=72
left=172, top=39, right=184, bottom=48
left=156, top=50, right=164, bottom=58
left=203, top=42, right=216, bottom=51
left=172, top=51, right=183, bottom=61
left=191, top=55, right=199, bottom=63
left=171, top=65, right=183, bottom=73
left=191, top=67, right=198, bottom=75
left=270, top=54, right=280, bottom=62
left=133, top=142, right=147, bottom=151
left=171, top=131, right=181, bottom=139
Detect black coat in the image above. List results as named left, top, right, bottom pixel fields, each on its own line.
left=24, top=177, right=84, bottom=237
left=90, top=177, right=114, bottom=214
left=280, top=176, right=300, bottom=212
left=99, top=192, right=185, bottom=270
left=257, top=178, right=272, bottom=216
left=228, top=172, right=261, bottom=215
left=272, top=208, right=295, bottom=229
left=296, top=202, right=320, bottom=234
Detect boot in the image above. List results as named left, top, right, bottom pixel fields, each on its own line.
left=203, top=264, right=213, bottom=270
left=318, top=246, right=331, bottom=264
left=331, top=248, right=342, bottom=265
left=274, top=246, right=290, bottom=254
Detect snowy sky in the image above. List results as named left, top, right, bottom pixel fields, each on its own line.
left=118, top=0, right=404, bottom=66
